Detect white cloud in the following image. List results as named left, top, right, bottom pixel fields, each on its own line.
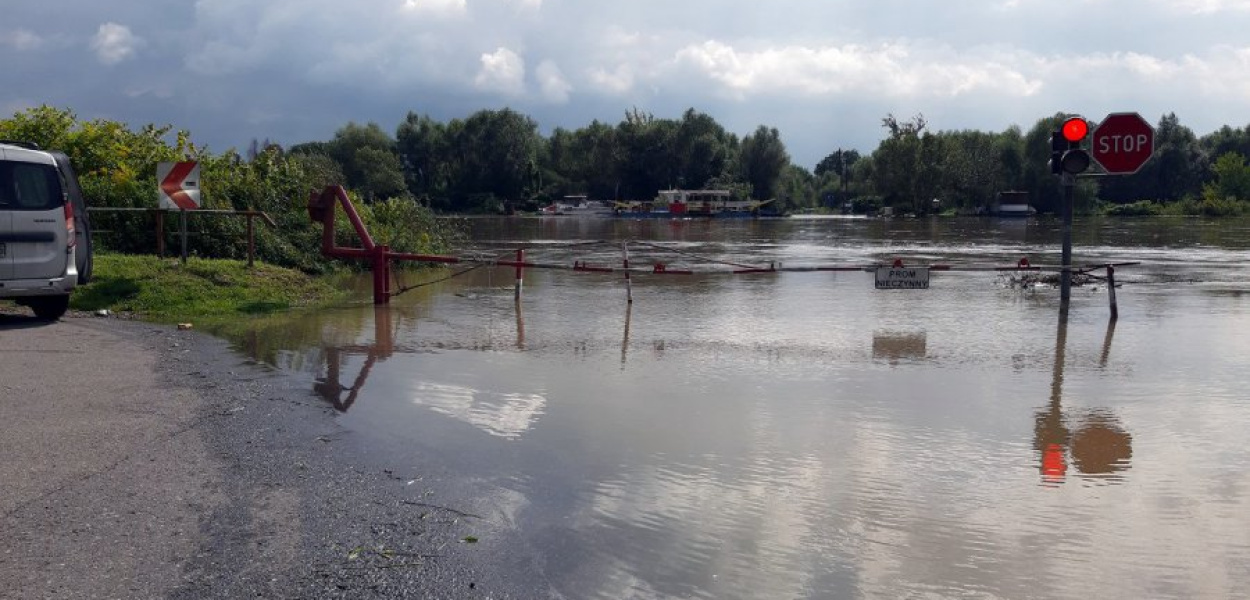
left=0, top=29, right=43, bottom=51
left=475, top=47, right=526, bottom=95
left=1168, top=0, right=1250, bottom=13
left=672, top=40, right=1043, bottom=99
left=90, top=22, right=143, bottom=65
left=588, top=65, right=636, bottom=95
left=536, top=60, right=571, bottom=103
left=402, top=0, right=467, bottom=17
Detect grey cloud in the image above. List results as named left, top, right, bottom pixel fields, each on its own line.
left=3, top=0, right=1250, bottom=166
left=1, top=29, right=44, bottom=51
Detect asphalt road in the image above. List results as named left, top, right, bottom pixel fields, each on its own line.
left=0, top=314, right=544, bottom=599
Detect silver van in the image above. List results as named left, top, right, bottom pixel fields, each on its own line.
left=0, top=141, right=93, bottom=320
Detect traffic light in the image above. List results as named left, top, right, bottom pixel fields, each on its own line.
left=1051, top=116, right=1091, bottom=175
left=1049, top=131, right=1065, bottom=175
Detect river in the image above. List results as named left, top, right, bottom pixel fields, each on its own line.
left=210, top=215, right=1250, bottom=599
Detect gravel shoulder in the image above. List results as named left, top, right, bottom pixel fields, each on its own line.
left=0, top=314, right=539, bottom=599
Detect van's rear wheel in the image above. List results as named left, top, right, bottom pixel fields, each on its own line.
left=29, top=295, right=70, bottom=321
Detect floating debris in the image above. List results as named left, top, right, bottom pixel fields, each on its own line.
left=1000, top=272, right=1100, bottom=289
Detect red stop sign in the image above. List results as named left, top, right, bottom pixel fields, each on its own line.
left=1091, top=112, right=1155, bottom=174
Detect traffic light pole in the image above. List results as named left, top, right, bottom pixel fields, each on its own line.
left=1060, top=173, right=1075, bottom=315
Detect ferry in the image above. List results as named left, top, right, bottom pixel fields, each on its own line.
left=613, top=189, right=776, bottom=218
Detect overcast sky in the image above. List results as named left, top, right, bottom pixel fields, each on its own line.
left=3, top=0, right=1250, bottom=168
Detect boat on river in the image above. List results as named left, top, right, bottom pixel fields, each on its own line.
left=613, top=189, right=776, bottom=218
left=540, top=195, right=614, bottom=217
left=983, top=191, right=1036, bottom=217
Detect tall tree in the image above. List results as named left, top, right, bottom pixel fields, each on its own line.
left=871, top=114, right=927, bottom=211
left=814, top=149, right=860, bottom=178
left=396, top=112, right=449, bottom=200
left=616, top=109, right=680, bottom=199
left=738, top=125, right=790, bottom=200
left=673, top=108, right=732, bottom=190
left=446, top=108, right=541, bottom=210
left=1147, top=112, right=1206, bottom=202
left=325, top=122, right=405, bottom=200
left=570, top=120, right=620, bottom=199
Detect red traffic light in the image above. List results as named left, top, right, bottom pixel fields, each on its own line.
left=1061, top=117, right=1089, bottom=143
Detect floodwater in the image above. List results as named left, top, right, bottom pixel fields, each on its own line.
left=215, top=216, right=1250, bottom=599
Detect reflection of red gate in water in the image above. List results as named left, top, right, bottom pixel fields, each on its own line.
left=313, top=306, right=397, bottom=412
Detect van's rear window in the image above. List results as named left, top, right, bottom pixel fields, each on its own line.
left=0, top=161, right=64, bottom=210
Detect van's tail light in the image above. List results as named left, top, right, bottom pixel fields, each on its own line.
left=64, top=201, right=76, bottom=249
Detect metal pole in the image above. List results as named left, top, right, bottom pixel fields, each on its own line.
left=179, top=209, right=188, bottom=264
left=1060, top=174, right=1074, bottom=315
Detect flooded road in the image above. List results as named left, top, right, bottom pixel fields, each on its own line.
left=212, top=216, right=1250, bottom=599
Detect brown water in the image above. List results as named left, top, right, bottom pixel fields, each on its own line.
left=216, top=216, right=1250, bottom=599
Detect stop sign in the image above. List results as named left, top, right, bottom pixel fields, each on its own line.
left=1091, top=112, right=1155, bottom=174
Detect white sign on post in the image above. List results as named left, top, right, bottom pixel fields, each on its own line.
left=875, top=267, right=930, bottom=289
left=157, top=162, right=201, bottom=210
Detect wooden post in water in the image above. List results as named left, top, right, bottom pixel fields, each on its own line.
left=1106, top=265, right=1118, bottom=320
left=514, top=248, right=524, bottom=301
left=622, top=242, right=633, bottom=304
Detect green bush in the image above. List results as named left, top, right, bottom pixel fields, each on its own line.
left=1103, top=200, right=1163, bottom=216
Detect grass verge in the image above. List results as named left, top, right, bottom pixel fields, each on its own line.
left=70, top=253, right=350, bottom=321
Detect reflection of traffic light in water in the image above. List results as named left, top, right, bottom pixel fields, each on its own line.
left=1071, top=411, right=1133, bottom=476
left=1035, top=403, right=1069, bottom=485
left=1034, top=317, right=1133, bottom=485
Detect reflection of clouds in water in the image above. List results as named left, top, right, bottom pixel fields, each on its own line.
left=410, top=382, right=545, bottom=439
left=577, top=452, right=829, bottom=599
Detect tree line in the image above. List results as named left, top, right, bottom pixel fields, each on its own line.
left=291, top=107, right=1250, bottom=217
left=288, top=107, right=790, bottom=214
